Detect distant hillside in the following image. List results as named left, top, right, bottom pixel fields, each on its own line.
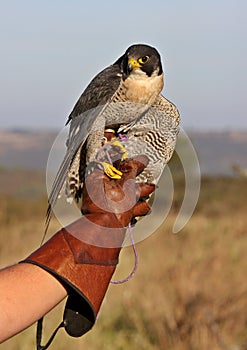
left=0, top=129, right=57, bottom=170
left=0, top=129, right=246, bottom=176
left=188, top=131, right=247, bottom=175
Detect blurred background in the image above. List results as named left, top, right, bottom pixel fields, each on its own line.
left=0, top=0, right=247, bottom=349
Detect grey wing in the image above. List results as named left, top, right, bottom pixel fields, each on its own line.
left=45, top=64, right=122, bottom=231
left=123, top=94, right=180, bottom=184
left=66, top=64, right=122, bottom=121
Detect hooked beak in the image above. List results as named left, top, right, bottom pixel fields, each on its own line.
left=121, top=56, right=142, bottom=80
left=127, top=58, right=142, bottom=72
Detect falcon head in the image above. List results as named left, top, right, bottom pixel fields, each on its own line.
left=116, top=44, right=163, bottom=80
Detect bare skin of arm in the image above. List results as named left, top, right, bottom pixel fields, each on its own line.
left=0, top=263, right=67, bottom=343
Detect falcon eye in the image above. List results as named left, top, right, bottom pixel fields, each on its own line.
left=138, top=55, right=150, bottom=65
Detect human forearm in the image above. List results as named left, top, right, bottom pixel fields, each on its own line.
left=0, top=263, right=66, bottom=343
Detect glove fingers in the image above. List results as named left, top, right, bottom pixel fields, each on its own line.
left=119, top=156, right=149, bottom=182
left=136, top=183, right=156, bottom=198
left=133, top=201, right=151, bottom=217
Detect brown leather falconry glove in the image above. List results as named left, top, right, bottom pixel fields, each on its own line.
left=21, top=155, right=155, bottom=347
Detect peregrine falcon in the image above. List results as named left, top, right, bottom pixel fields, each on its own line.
left=46, top=44, right=180, bottom=229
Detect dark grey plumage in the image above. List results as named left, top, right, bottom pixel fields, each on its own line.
left=45, top=44, right=180, bottom=231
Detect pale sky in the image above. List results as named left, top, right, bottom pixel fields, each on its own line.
left=0, top=0, right=246, bottom=131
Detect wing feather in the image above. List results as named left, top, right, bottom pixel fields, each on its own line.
left=45, top=63, right=122, bottom=232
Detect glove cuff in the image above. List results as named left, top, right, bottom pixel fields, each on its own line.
left=21, top=217, right=126, bottom=337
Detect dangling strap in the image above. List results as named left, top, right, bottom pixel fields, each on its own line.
left=36, top=292, right=95, bottom=349
left=110, top=223, right=138, bottom=285
left=36, top=317, right=64, bottom=350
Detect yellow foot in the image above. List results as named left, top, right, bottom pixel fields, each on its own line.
left=111, top=140, right=128, bottom=160
left=102, top=162, right=123, bottom=179
left=103, top=129, right=128, bottom=161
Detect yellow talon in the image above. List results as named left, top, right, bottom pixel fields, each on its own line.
left=121, top=151, right=128, bottom=160
left=102, top=162, right=123, bottom=179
